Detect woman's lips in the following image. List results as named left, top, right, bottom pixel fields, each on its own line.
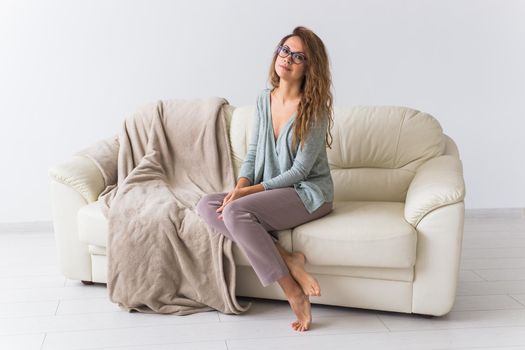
left=280, top=65, right=291, bottom=71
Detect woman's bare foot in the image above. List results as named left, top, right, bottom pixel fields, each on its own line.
left=277, top=274, right=312, bottom=332
left=288, top=251, right=321, bottom=296
left=288, top=291, right=312, bottom=331
left=275, top=243, right=321, bottom=297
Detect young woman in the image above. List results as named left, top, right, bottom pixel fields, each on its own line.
left=196, top=26, right=334, bottom=332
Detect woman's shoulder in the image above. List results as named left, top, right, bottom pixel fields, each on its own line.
left=254, top=88, right=270, bottom=107
left=258, top=88, right=270, bottom=99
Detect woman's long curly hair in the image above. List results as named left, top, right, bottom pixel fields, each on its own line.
left=268, top=26, right=334, bottom=152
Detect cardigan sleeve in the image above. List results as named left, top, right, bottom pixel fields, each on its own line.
left=261, top=117, right=327, bottom=190
left=236, top=96, right=261, bottom=185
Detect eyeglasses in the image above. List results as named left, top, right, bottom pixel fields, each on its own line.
left=275, top=45, right=307, bottom=64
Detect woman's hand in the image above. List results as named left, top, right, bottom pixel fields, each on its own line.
left=216, top=187, right=249, bottom=220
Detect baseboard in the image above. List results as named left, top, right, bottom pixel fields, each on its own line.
left=0, top=221, right=54, bottom=234
left=464, top=207, right=525, bottom=219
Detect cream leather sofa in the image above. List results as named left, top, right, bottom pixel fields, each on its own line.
left=48, top=103, right=466, bottom=317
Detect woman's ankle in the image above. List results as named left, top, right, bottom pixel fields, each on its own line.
left=277, top=274, right=303, bottom=298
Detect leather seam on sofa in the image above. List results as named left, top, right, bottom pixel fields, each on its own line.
left=413, top=199, right=465, bottom=228
left=49, top=173, right=91, bottom=203
left=392, top=109, right=408, bottom=168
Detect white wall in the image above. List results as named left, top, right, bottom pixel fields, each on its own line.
left=1, top=0, right=523, bottom=223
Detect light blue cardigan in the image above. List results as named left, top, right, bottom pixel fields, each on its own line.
left=237, top=88, right=334, bottom=214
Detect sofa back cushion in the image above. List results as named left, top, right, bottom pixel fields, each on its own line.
left=228, top=104, right=445, bottom=202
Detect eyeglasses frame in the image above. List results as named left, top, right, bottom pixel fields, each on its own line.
left=275, top=45, right=307, bottom=64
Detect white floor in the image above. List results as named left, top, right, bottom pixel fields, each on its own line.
left=1, top=211, right=525, bottom=350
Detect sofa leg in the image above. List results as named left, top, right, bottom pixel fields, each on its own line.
left=81, top=280, right=94, bottom=285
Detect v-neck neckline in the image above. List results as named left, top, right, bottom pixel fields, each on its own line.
left=267, top=89, right=297, bottom=145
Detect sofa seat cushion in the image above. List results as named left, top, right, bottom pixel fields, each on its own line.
left=292, top=201, right=417, bottom=268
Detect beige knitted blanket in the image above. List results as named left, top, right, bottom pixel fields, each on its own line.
left=75, top=97, right=251, bottom=315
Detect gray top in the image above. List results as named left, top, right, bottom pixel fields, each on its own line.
left=237, top=88, right=334, bottom=214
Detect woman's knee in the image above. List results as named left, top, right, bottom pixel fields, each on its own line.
left=222, top=200, right=256, bottom=226
left=222, top=199, right=241, bottom=218
left=196, top=193, right=219, bottom=216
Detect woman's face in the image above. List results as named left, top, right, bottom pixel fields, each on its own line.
left=274, top=36, right=307, bottom=84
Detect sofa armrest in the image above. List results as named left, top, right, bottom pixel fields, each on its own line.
left=48, top=155, right=105, bottom=203
left=48, top=155, right=106, bottom=282
left=404, top=155, right=466, bottom=227
left=48, top=133, right=119, bottom=202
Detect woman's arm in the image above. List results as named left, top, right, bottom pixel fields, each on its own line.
left=240, top=183, right=265, bottom=194
left=236, top=177, right=252, bottom=189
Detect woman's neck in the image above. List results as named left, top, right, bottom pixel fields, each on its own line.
left=272, top=83, right=302, bottom=105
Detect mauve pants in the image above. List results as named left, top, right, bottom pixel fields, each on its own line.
left=195, top=187, right=333, bottom=287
